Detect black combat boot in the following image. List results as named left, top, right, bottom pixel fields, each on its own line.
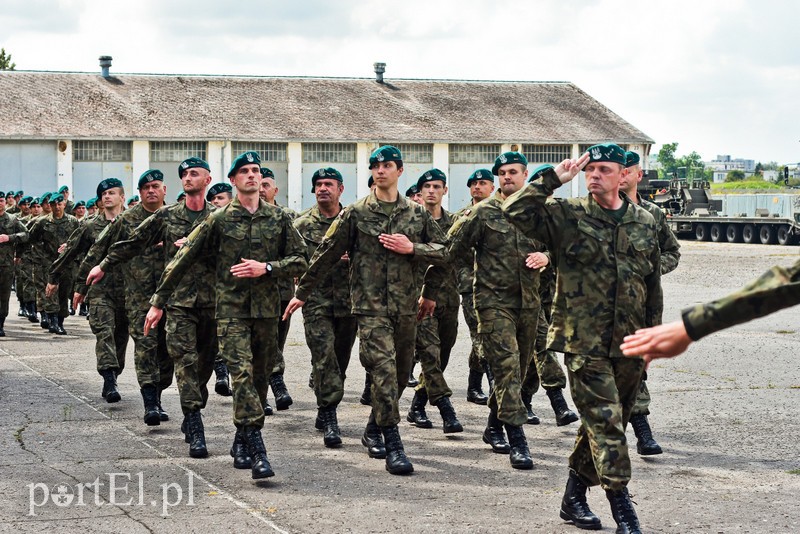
left=54, top=315, right=67, bottom=335
left=185, top=411, right=208, bottom=458
left=606, top=487, right=642, bottom=534
left=0, top=318, right=5, bottom=337
left=39, top=310, right=50, bottom=329
left=359, top=373, right=372, bottom=406
left=262, top=398, right=273, bottom=416
left=100, top=369, right=121, bottom=403
left=26, top=302, right=38, bottom=322
left=269, top=373, right=293, bottom=410
left=140, top=385, right=161, bottom=426
left=630, top=414, right=663, bottom=455
left=560, top=469, right=602, bottom=530
left=361, top=412, right=386, bottom=459
left=381, top=425, right=414, bottom=475
left=484, top=361, right=495, bottom=396
left=17, top=303, right=25, bottom=317
left=505, top=424, right=534, bottom=470
left=48, top=313, right=61, bottom=334
left=308, top=370, right=314, bottom=389
left=230, top=427, right=252, bottom=469
left=482, top=410, right=511, bottom=454
left=181, top=415, right=191, bottom=443
left=407, top=367, right=419, bottom=388
left=317, top=406, right=342, bottom=448
left=156, top=389, right=169, bottom=422
left=244, top=427, right=274, bottom=479
left=433, top=396, right=463, bottom=434
left=214, top=359, right=232, bottom=396
left=547, top=388, right=580, bottom=426
left=68, top=300, right=75, bottom=316
left=466, top=369, right=488, bottom=405
left=521, top=391, right=541, bottom=425
left=406, top=388, right=433, bottom=428
left=79, top=303, right=89, bottom=317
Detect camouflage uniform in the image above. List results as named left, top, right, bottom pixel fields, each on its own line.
left=448, top=190, right=546, bottom=427
left=150, top=197, right=307, bottom=429
left=453, top=204, right=486, bottom=374
left=294, top=191, right=449, bottom=427
left=15, top=214, right=37, bottom=306
left=272, top=203, right=299, bottom=376
left=27, top=213, right=80, bottom=317
left=525, top=265, right=567, bottom=396
left=294, top=204, right=357, bottom=409
left=100, top=200, right=216, bottom=415
left=84, top=204, right=172, bottom=391
left=503, top=168, right=662, bottom=491
left=0, top=212, right=29, bottom=320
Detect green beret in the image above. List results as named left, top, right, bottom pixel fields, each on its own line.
left=228, top=151, right=261, bottom=178
left=138, top=169, right=164, bottom=189
left=30, top=198, right=40, bottom=207
left=58, top=185, right=69, bottom=194
left=260, top=167, right=274, bottom=179
left=176, top=192, right=186, bottom=202
left=369, top=145, right=402, bottom=169
left=40, top=192, right=52, bottom=204
left=467, top=169, right=494, bottom=187
left=74, top=200, right=86, bottom=208
left=311, top=167, right=343, bottom=192
left=405, top=184, right=419, bottom=197
left=178, top=157, right=210, bottom=177
left=206, top=182, right=232, bottom=201
left=49, top=193, right=65, bottom=203
left=5, top=191, right=13, bottom=198
left=624, top=151, right=641, bottom=168
left=368, top=175, right=374, bottom=188
left=528, top=164, right=554, bottom=183
left=127, top=195, right=139, bottom=205
left=86, top=198, right=97, bottom=209
left=586, top=143, right=626, bottom=166
left=417, top=168, right=447, bottom=190
left=15, top=191, right=23, bottom=198
left=19, top=196, right=33, bottom=205
left=492, top=152, right=528, bottom=175
left=97, top=178, right=123, bottom=198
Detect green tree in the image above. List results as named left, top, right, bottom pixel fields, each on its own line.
left=725, top=170, right=746, bottom=182
left=0, top=48, right=15, bottom=70
left=656, top=142, right=679, bottom=178
left=676, top=151, right=705, bottom=182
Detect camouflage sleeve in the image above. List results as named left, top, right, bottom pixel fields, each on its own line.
left=682, top=260, right=800, bottom=341
left=412, top=211, right=449, bottom=268
left=49, top=223, right=89, bottom=284
left=100, top=210, right=164, bottom=272
left=271, top=213, right=308, bottom=277
left=76, top=221, right=121, bottom=296
left=294, top=209, right=353, bottom=302
left=656, top=214, right=681, bottom=275
left=644, top=244, right=663, bottom=327
left=502, top=170, right=566, bottom=253
left=7, top=216, right=29, bottom=244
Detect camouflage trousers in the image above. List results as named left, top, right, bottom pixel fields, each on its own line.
left=477, top=307, right=537, bottom=427
left=0, top=268, right=12, bottom=319
left=217, top=317, right=278, bottom=429
left=33, top=264, right=46, bottom=312
left=565, top=353, right=645, bottom=491
left=18, top=261, right=36, bottom=303
left=303, top=312, right=357, bottom=409
left=632, top=371, right=651, bottom=416
left=166, top=305, right=217, bottom=415
left=460, top=292, right=485, bottom=372
left=358, top=314, right=416, bottom=427
left=127, top=308, right=173, bottom=391
left=522, top=304, right=567, bottom=397
left=44, top=270, right=74, bottom=316
left=87, top=295, right=129, bottom=374
left=414, top=303, right=458, bottom=404
left=270, top=300, right=291, bottom=376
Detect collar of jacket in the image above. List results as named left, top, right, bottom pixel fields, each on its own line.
left=366, top=189, right=412, bottom=215
left=583, top=191, right=649, bottom=226
left=228, top=195, right=271, bottom=217
left=172, top=199, right=212, bottom=221
left=309, top=203, right=344, bottom=221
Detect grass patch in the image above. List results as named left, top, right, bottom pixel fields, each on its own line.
left=787, top=469, right=800, bottom=475
left=775, top=330, right=795, bottom=335
left=710, top=181, right=786, bottom=192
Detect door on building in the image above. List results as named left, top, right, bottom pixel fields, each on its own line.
left=73, top=140, right=134, bottom=202
left=0, top=141, right=58, bottom=195
left=448, top=144, right=501, bottom=211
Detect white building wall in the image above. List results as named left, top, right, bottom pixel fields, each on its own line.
left=57, top=140, right=72, bottom=192
left=286, top=142, right=303, bottom=212
left=131, top=141, right=150, bottom=193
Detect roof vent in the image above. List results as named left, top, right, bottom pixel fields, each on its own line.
left=374, top=62, right=386, bottom=83
left=99, top=56, right=113, bottom=78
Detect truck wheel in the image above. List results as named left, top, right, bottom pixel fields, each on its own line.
left=710, top=224, right=724, bottom=242
left=742, top=224, right=757, bottom=243
left=759, top=225, right=776, bottom=245
left=695, top=223, right=710, bottom=241
left=777, top=225, right=793, bottom=246
left=726, top=225, right=742, bottom=243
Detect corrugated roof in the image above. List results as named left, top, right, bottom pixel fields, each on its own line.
left=0, top=71, right=654, bottom=144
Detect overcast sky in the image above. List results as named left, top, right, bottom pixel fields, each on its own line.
left=2, top=0, right=798, bottom=164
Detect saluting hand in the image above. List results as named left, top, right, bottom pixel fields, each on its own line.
left=554, top=153, right=590, bottom=184
left=379, top=233, right=414, bottom=255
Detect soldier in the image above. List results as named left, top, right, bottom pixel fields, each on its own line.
left=5, top=191, right=18, bottom=213
left=144, top=151, right=307, bottom=480
left=259, top=167, right=295, bottom=414
left=29, top=193, right=80, bottom=335
left=86, top=197, right=98, bottom=218
left=455, top=169, right=494, bottom=405
left=284, top=145, right=449, bottom=476
left=83, top=170, right=172, bottom=426
left=293, top=167, right=358, bottom=448
left=58, top=186, right=75, bottom=215
left=207, top=182, right=233, bottom=208
left=12, top=195, right=32, bottom=317
left=405, top=183, right=422, bottom=205
left=56, top=179, right=129, bottom=403
left=406, top=168, right=463, bottom=434
left=19, top=198, right=41, bottom=323
left=447, top=152, right=544, bottom=470
left=176, top=192, right=186, bottom=203
left=89, top=158, right=218, bottom=458
left=127, top=195, right=140, bottom=208
left=503, top=144, right=661, bottom=534
left=359, top=173, right=378, bottom=406
left=619, top=150, right=681, bottom=456
left=0, top=194, right=29, bottom=336
left=73, top=200, right=86, bottom=222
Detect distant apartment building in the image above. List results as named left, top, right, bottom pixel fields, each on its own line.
left=706, top=155, right=756, bottom=183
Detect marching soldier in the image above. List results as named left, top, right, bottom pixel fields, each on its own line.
left=0, top=194, right=29, bottom=336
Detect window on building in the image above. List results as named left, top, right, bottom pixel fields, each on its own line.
left=521, top=144, right=572, bottom=164
left=73, top=141, right=132, bottom=162
left=232, top=142, right=287, bottom=161
left=150, top=141, right=207, bottom=162
left=302, top=143, right=357, bottom=164
left=449, top=144, right=501, bottom=164
left=380, top=143, right=433, bottom=164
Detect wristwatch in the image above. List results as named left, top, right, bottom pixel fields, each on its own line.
left=266, top=263, right=273, bottom=274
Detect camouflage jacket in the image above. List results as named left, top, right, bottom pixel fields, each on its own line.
left=417, top=209, right=460, bottom=308
left=448, top=191, right=546, bottom=311
left=150, top=196, right=307, bottom=319
left=502, top=169, right=662, bottom=358
left=275, top=203, right=298, bottom=302
left=293, top=204, right=352, bottom=318
left=683, top=258, right=800, bottom=341
left=84, top=204, right=165, bottom=311
left=453, top=202, right=479, bottom=295
left=99, top=201, right=215, bottom=309
left=0, top=212, right=29, bottom=268
left=638, top=194, right=681, bottom=275
left=295, top=190, right=449, bottom=317
left=27, top=213, right=80, bottom=265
